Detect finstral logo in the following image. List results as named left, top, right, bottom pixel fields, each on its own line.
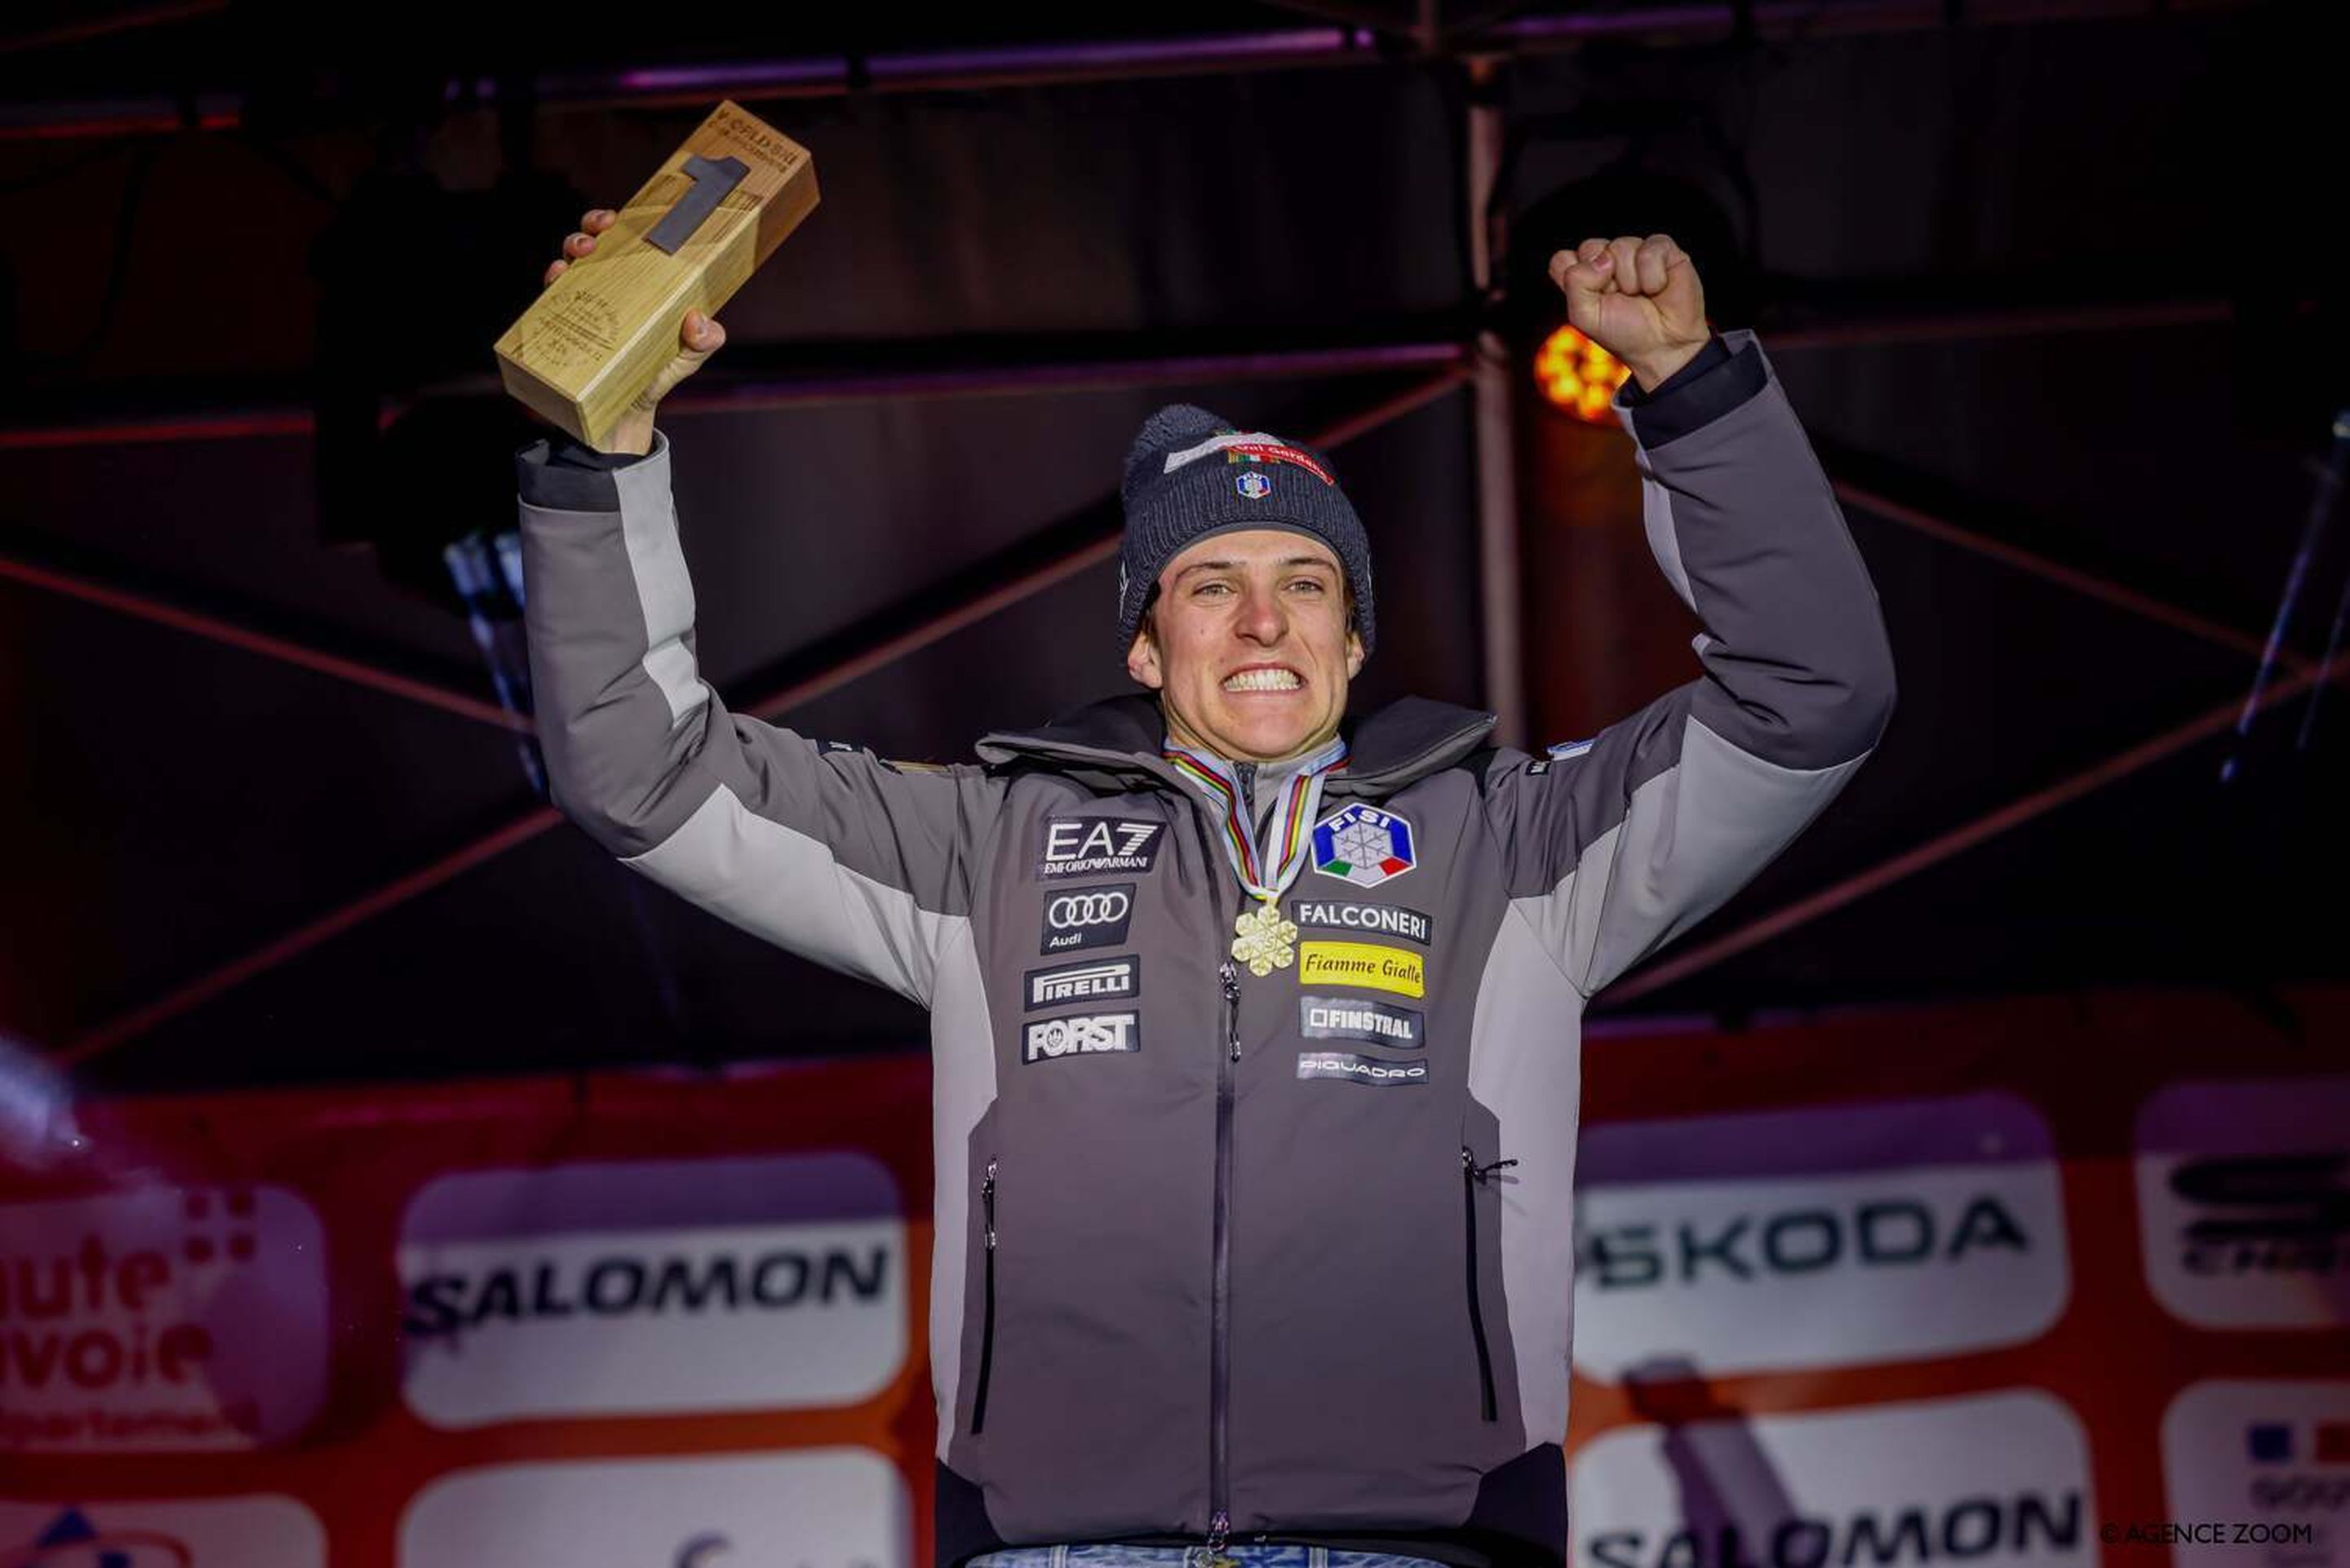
left=1573, top=1092, right=2068, bottom=1379
left=397, top=1152, right=907, bottom=1428
left=2135, top=1076, right=2350, bottom=1329
left=397, top=1449, right=910, bottom=1568
left=0, top=1185, right=328, bottom=1453
left=1299, top=995, right=1424, bottom=1049
left=1037, top=818, right=1164, bottom=879
left=1571, top=1391, right=2095, bottom=1568
left=0, top=1495, right=326, bottom=1568
left=1022, top=1012, right=1141, bottom=1064
left=2162, top=1380, right=2350, bottom=1567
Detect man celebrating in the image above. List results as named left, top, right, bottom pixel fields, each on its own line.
left=517, top=219, right=1894, bottom=1568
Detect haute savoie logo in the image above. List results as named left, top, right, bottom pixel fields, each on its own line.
left=0, top=1185, right=328, bottom=1453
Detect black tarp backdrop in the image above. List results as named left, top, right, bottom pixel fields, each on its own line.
left=0, top=1, right=2340, bottom=1092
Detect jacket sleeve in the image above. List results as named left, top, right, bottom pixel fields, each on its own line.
left=1479, top=328, right=1897, bottom=999
left=514, top=427, right=1005, bottom=1008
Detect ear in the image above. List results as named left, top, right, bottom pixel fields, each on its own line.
left=1127, top=622, right=1165, bottom=690
left=1344, top=627, right=1364, bottom=680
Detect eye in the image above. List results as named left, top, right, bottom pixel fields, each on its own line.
left=1288, top=578, right=1328, bottom=594
left=1193, top=581, right=1233, bottom=598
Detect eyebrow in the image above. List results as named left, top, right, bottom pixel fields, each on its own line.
left=1173, top=556, right=1340, bottom=582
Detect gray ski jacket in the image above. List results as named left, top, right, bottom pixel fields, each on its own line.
left=512, top=329, right=1896, bottom=1568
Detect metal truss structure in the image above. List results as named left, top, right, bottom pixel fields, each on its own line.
left=0, top=0, right=2312, bottom=1066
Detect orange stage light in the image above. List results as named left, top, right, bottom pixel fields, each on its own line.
left=1533, top=324, right=1629, bottom=425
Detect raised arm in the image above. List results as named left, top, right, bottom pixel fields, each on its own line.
left=514, top=210, right=1003, bottom=1006
left=1483, top=235, right=1896, bottom=999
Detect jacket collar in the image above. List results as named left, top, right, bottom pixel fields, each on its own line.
left=975, top=692, right=1496, bottom=799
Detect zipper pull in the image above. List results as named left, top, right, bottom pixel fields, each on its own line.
left=982, top=1158, right=997, bottom=1250
left=1466, top=1151, right=1519, bottom=1185
left=1219, top=960, right=1241, bottom=1062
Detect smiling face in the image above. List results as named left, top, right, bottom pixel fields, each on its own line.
left=1125, top=528, right=1364, bottom=764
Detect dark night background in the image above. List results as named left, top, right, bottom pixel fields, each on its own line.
left=1, top=0, right=2341, bottom=1092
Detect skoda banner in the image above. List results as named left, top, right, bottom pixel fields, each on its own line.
left=0, top=986, right=2343, bottom=1567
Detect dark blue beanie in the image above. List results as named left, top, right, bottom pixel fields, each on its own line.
left=1116, top=404, right=1376, bottom=656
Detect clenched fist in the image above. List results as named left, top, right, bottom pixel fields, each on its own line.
left=545, top=206, right=727, bottom=455
left=1548, top=234, right=1709, bottom=393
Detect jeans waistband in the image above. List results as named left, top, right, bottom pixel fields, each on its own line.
left=969, top=1548, right=1449, bottom=1568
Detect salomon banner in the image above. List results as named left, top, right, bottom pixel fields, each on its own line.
left=2, top=987, right=2344, bottom=1568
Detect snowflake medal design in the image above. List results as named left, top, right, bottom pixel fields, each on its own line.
left=1230, top=897, right=1300, bottom=977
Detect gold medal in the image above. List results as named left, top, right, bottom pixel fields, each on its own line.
left=1164, top=736, right=1346, bottom=983
left=1230, top=897, right=1299, bottom=977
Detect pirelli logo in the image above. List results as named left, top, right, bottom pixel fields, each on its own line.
left=1025, top=956, right=1140, bottom=1011
left=1297, top=941, right=1425, bottom=999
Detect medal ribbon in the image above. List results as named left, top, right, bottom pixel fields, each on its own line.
left=1164, top=735, right=1349, bottom=904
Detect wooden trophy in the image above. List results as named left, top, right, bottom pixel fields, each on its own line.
left=494, top=100, right=818, bottom=450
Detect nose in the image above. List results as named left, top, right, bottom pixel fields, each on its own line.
left=1235, top=582, right=1288, bottom=645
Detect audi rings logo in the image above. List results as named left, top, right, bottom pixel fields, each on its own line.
left=1050, top=891, right=1129, bottom=928
left=1040, top=882, right=1135, bottom=955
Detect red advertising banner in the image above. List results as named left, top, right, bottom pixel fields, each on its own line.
left=1, top=985, right=2343, bottom=1567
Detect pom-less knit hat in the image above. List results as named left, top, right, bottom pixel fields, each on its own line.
left=1117, top=404, right=1376, bottom=656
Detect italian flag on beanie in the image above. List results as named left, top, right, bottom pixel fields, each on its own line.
left=1115, top=403, right=1376, bottom=656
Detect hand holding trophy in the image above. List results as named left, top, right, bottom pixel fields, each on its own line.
left=496, top=100, right=818, bottom=454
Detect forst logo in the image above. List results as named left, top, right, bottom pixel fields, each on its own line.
left=1022, top=1012, right=1141, bottom=1064
left=1039, top=884, right=1134, bottom=954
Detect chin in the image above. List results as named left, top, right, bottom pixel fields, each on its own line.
left=1232, top=723, right=1323, bottom=760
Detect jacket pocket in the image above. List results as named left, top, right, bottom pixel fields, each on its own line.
left=971, top=1156, right=999, bottom=1435
left=1461, top=1145, right=1518, bottom=1424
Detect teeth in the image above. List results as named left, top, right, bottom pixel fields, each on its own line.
left=1224, top=669, right=1301, bottom=692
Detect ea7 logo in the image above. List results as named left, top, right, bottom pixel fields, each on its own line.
left=1023, top=1012, right=1142, bottom=1064
left=1038, top=818, right=1166, bottom=879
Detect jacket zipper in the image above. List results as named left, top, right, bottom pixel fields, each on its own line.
left=970, top=1157, right=998, bottom=1435
left=1184, top=796, right=1243, bottom=1557
left=1209, top=955, right=1240, bottom=1556
left=1461, top=1147, right=1518, bottom=1423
